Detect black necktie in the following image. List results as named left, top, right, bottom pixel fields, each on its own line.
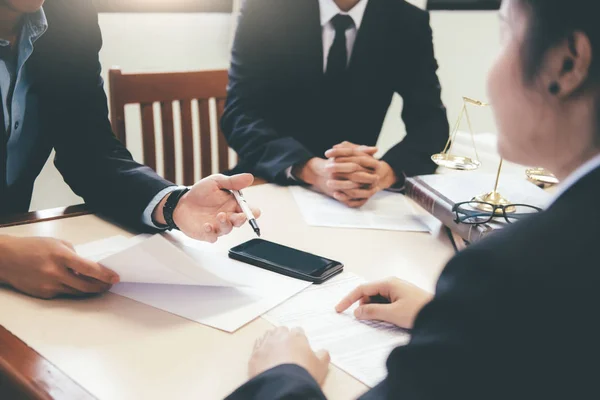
left=326, top=14, right=354, bottom=80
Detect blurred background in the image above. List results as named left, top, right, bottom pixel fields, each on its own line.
left=31, top=0, right=501, bottom=210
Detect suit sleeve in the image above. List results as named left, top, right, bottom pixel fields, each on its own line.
left=225, top=364, right=327, bottom=400
left=221, top=0, right=314, bottom=184
left=361, top=248, right=512, bottom=400
left=381, top=11, right=449, bottom=181
left=49, top=0, right=173, bottom=229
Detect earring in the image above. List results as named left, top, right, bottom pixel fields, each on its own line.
left=549, top=82, right=561, bottom=95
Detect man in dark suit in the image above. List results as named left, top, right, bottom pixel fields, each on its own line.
left=222, top=0, right=449, bottom=207
left=0, top=0, right=259, bottom=299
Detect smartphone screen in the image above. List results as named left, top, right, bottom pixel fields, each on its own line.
left=232, top=240, right=336, bottom=277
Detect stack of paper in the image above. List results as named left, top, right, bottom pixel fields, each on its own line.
left=76, top=234, right=312, bottom=332
left=289, top=186, right=429, bottom=232
left=264, top=273, right=411, bottom=388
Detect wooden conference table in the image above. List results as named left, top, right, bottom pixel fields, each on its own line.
left=0, top=184, right=455, bottom=400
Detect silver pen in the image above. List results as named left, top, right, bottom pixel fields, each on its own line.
left=231, top=190, right=261, bottom=237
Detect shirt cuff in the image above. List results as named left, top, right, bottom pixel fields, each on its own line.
left=141, top=185, right=186, bottom=229
left=385, top=171, right=407, bottom=193
left=285, top=166, right=300, bottom=182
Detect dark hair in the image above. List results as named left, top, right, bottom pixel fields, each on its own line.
left=518, top=0, right=600, bottom=84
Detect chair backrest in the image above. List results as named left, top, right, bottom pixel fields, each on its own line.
left=108, top=68, right=233, bottom=186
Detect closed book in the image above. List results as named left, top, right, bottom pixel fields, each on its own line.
left=406, top=176, right=493, bottom=243
left=405, top=173, right=550, bottom=244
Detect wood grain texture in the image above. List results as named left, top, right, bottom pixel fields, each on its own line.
left=216, top=98, right=230, bottom=173
left=180, top=99, right=195, bottom=185
left=0, top=325, right=94, bottom=400
left=108, top=68, right=233, bottom=183
left=160, top=102, right=177, bottom=183
left=0, top=205, right=91, bottom=229
left=140, top=103, right=157, bottom=171
left=197, top=99, right=213, bottom=179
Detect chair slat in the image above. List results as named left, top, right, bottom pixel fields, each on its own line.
left=140, top=103, right=157, bottom=171
left=108, top=68, right=233, bottom=184
left=198, top=99, right=212, bottom=178
left=216, top=98, right=230, bottom=173
left=160, top=102, right=177, bottom=183
left=180, top=99, right=195, bottom=186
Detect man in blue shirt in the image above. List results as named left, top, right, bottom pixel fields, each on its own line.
left=0, top=0, right=259, bottom=300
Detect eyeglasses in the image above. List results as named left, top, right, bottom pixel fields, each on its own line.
left=452, top=201, right=542, bottom=225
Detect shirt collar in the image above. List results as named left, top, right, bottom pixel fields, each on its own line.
left=550, top=152, right=600, bottom=205
left=0, top=8, right=47, bottom=48
left=319, top=0, right=369, bottom=30
left=24, top=7, right=49, bottom=43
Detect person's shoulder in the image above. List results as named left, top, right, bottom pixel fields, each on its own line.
left=455, top=198, right=600, bottom=281
left=380, top=0, right=429, bottom=20
left=240, top=0, right=299, bottom=16
left=42, top=0, right=96, bottom=26
left=375, top=0, right=431, bottom=35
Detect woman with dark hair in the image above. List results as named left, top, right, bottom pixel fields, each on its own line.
left=225, top=0, right=600, bottom=398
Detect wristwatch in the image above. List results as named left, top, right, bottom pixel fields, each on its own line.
left=162, top=188, right=190, bottom=231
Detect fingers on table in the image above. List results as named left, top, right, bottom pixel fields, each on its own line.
left=335, top=281, right=392, bottom=313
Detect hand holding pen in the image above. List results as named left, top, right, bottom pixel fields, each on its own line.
left=168, top=174, right=261, bottom=243
left=231, top=190, right=262, bottom=237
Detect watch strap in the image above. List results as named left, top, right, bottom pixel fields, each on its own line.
left=163, top=188, right=190, bottom=231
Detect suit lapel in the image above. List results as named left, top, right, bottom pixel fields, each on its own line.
left=348, top=0, right=387, bottom=79
left=296, top=0, right=324, bottom=79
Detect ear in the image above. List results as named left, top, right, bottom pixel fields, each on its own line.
left=543, top=31, right=593, bottom=98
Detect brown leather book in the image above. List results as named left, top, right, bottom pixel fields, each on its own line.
left=406, top=176, right=495, bottom=244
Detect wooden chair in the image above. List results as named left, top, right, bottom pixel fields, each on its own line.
left=108, top=68, right=234, bottom=186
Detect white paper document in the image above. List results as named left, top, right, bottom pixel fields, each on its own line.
left=78, top=234, right=237, bottom=287
left=76, top=234, right=312, bottom=332
left=290, top=186, right=429, bottom=232
left=264, top=273, right=411, bottom=388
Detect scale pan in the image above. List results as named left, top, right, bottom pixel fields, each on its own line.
left=526, top=168, right=559, bottom=185
left=431, top=153, right=481, bottom=171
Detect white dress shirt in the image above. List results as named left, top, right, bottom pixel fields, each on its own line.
left=286, top=0, right=370, bottom=180
left=550, top=152, right=600, bottom=205
left=319, top=0, right=369, bottom=71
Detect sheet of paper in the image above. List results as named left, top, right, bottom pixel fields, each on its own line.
left=78, top=234, right=237, bottom=287
left=77, top=234, right=312, bottom=332
left=264, top=272, right=411, bottom=388
left=290, top=186, right=429, bottom=232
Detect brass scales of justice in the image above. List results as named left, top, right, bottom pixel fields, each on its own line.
left=431, top=96, right=558, bottom=213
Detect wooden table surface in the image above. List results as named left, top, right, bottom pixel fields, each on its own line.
left=0, top=184, right=455, bottom=400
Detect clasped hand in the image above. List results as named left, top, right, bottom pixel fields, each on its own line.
left=294, top=141, right=397, bottom=208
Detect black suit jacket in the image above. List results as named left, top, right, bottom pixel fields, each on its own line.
left=226, top=165, right=600, bottom=399
left=222, top=0, right=449, bottom=184
left=0, top=0, right=172, bottom=227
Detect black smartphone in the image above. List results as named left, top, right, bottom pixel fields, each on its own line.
left=229, top=239, right=343, bottom=284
